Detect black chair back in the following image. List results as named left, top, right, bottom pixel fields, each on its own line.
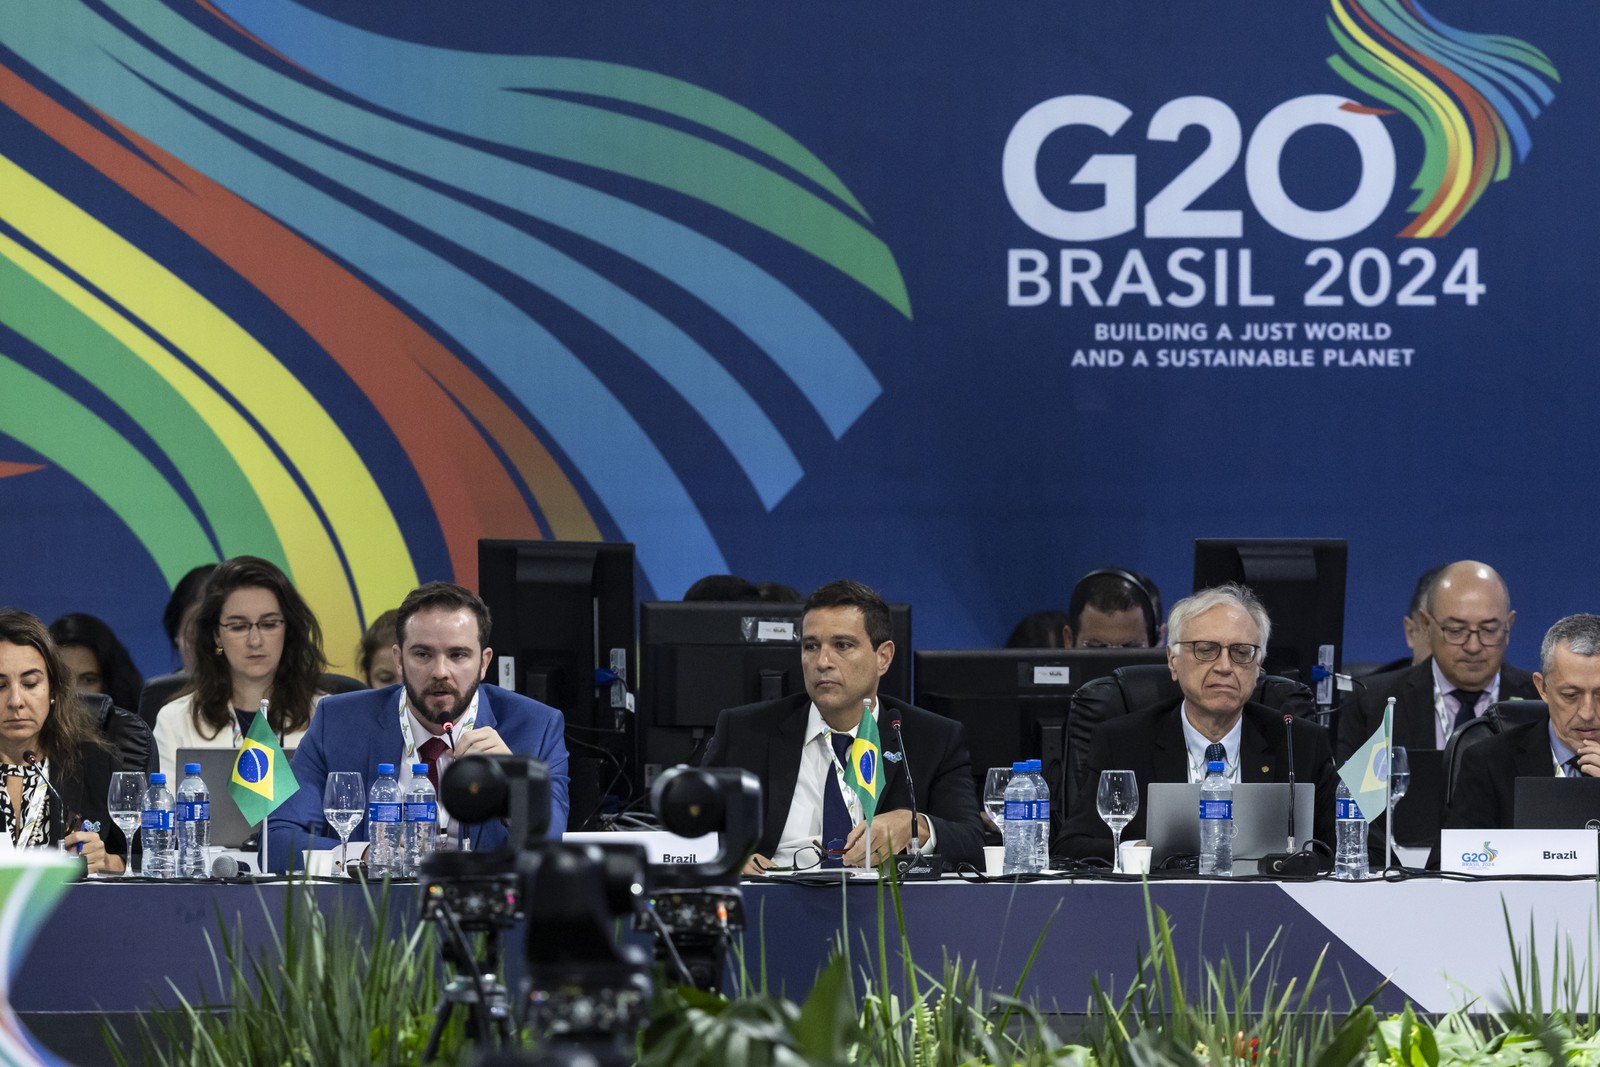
left=1442, top=699, right=1547, bottom=805
left=85, top=693, right=157, bottom=775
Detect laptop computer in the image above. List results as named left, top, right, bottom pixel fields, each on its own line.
left=1146, top=782, right=1314, bottom=874
left=1390, top=748, right=1444, bottom=846
left=1513, top=776, right=1600, bottom=829
left=177, top=747, right=296, bottom=849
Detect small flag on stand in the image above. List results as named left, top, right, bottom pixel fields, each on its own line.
left=1337, top=696, right=1394, bottom=820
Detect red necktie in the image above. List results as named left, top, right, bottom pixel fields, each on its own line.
left=419, top=736, right=448, bottom=792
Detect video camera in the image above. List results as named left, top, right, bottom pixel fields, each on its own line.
left=417, top=756, right=762, bottom=1066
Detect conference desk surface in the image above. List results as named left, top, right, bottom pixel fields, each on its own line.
left=16, top=876, right=1595, bottom=1021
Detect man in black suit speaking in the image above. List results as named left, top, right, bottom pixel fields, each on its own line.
left=1440, top=614, right=1600, bottom=835
left=1336, top=560, right=1538, bottom=762
left=1058, top=583, right=1337, bottom=861
left=702, top=580, right=985, bottom=874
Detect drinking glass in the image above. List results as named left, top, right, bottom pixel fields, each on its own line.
left=107, top=772, right=145, bottom=877
left=982, top=767, right=1013, bottom=831
left=1097, top=770, right=1140, bottom=872
left=322, top=771, right=365, bottom=873
left=1388, top=747, right=1410, bottom=807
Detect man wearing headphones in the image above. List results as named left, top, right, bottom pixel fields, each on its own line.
left=1061, top=568, right=1164, bottom=649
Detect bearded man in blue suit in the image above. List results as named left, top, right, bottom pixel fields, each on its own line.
left=267, top=581, right=569, bottom=871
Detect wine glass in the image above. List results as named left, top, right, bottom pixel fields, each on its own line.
left=322, top=771, right=365, bottom=874
left=1097, top=770, right=1140, bottom=872
left=106, top=772, right=145, bottom=877
left=982, top=767, right=1013, bottom=832
left=1388, top=746, right=1410, bottom=808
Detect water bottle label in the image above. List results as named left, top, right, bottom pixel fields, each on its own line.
left=141, top=810, right=173, bottom=832
left=177, top=801, right=210, bottom=822
left=1003, top=799, right=1029, bottom=821
left=404, top=801, right=437, bottom=823
left=1336, top=797, right=1364, bottom=820
left=1034, top=799, right=1050, bottom=821
left=1198, top=799, right=1233, bottom=820
left=369, top=802, right=402, bottom=824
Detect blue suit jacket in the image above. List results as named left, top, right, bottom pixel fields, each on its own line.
left=266, top=684, right=569, bottom=871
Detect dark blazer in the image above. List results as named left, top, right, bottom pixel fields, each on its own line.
left=701, top=693, right=986, bottom=867
left=1057, top=699, right=1338, bottom=861
left=48, top=740, right=127, bottom=858
left=1335, top=657, right=1539, bottom=763
left=266, top=684, right=569, bottom=871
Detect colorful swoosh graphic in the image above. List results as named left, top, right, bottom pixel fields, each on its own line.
left=1326, top=0, right=1559, bottom=237
left=0, top=1, right=906, bottom=668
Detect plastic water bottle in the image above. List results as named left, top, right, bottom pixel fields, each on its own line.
left=176, top=763, right=210, bottom=878
left=1026, top=758, right=1050, bottom=872
left=1198, top=759, right=1234, bottom=877
left=1002, top=760, right=1045, bottom=874
left=141, top=772, right=176, bottom=879
left=403, top=763, right=438, bottom=877
left=1334, top=781, right=1369, bottom=880
left=367, top=764, right=403, bottom=878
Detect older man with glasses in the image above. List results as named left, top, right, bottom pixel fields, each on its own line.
left=1058, top=583, right=1337, bottom=863
left=1335, top=561, right=1539, bottom=764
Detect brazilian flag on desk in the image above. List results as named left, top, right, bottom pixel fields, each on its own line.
left=230, top=712, right=297, bottom=825
left=844, top=704, right=882, bottom=821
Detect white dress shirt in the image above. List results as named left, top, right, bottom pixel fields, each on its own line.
left=1180, top=703, right=1244, bottom=783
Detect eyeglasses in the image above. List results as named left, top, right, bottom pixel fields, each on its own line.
left=1427, top=615, right=1507, bottom=647
left=1174, top=640, right=1260, bottom=666
left=219, top=618, right=285, bottom=638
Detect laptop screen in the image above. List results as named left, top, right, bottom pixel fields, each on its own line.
left=1145, top=782, right=1314, bottom=874
left=1513, top=776, right=1600, bottom=829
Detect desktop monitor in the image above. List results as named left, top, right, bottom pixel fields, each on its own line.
left=477, top=539, right=637, bottom=826
left=637, top=600, right=913, bottom=777
left=1192, top=538, right=1347, bottom=692
left=912, top=647, right=1168, bottom=823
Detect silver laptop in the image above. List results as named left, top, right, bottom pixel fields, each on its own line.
left=1146, top=782, right=1314, bottom=874
left=177, top=747, right=296, bottom=849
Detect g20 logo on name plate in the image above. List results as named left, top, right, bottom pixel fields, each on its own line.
left=1003, top=0, right=1558, bottom=311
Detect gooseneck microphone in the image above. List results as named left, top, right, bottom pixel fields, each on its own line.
left=441, top=720, right=456, bottom=750
left=1282, top=714, right=1297, bottom=852
left=889, top=719, right=923, bottom=855
left=21, top=751, right=66, bottom=811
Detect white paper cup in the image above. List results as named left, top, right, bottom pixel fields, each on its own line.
left=983, top=845, right=1006, bottom=876
left=302, top=850, right=337, bottom=877
left=1119, top=841, right=1154, bottom=875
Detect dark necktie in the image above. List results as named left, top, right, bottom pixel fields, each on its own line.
left=1566, top=756, right=1584, bottom=779
left=820, top=732, right=854, bottom=868
left=1452, top=689, right=1484, bottom=730
left=419, top=736, right=448, bottom=792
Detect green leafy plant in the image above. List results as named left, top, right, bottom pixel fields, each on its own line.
left=106, top=883, right=463, bottom=1067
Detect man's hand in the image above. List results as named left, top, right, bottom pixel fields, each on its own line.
left=453, top=726, right=512, bottom=758
left=1575, top=739, right=1600, bottom=776
left=742, top=853, right=774, bottom=876
left=841, top=809, right=928, bottom=867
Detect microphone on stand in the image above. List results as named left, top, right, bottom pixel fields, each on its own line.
left=888, top=718, right=943, bottom=877
left=889, top=719, right=922, bottom=855
left=21, top=751, right=66, bottom=811
left=441, top=720, right=457, bottom=749
left=1282, top=713, right=1297, bottom=853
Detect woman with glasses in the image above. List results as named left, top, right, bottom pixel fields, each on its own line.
left=152, top=556, right=327, bottom=782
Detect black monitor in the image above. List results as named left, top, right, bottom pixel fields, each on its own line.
left=913, top=647, right=1167, bottom=819
left=637, top=600, right=912, bottom=777
left=477, top=540, right=637, bottom=826
left=1192, top=538, right=1347, bottom=700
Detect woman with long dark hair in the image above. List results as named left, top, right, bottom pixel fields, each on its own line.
left=48, top=613, right=145, bottom=713
left=0, top=609, right=124, bottom=872
left=152, top=556, right=327, bottom=781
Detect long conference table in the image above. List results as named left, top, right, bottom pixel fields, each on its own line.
left=16, top=873, right=1600, bottom=1038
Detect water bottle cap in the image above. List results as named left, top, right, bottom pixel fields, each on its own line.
left=377, top=763, right=395, bottom=775
left=411, top=763, right=428, bottom=775
left=1207, top=760, right=1224, bottom=773
left=150, top=773, right=167, bottom=784
left=1028, top=759, right=1043, bottom=772
left=183, top=763, right=201, bottom=774
left=1012, top=761, right=1029, bottom=772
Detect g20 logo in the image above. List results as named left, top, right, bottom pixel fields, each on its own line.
left=1003, top=94, right=1395, bottom=243
left=1002, top=94, right=1484, bottom=308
